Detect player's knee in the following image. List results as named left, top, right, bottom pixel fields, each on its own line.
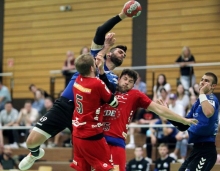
left=26, top=135, right=37, bottom=148
left=26, top=132, right=47, bottom=148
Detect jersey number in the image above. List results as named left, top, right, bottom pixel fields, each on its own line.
left=76, top=94, right=83, bottom=114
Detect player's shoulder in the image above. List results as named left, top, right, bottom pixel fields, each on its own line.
left=91, top=77, right=104, bottom=84
left=128, top=89, right=141, bottom=94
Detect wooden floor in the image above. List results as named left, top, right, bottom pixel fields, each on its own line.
left=9, top=132, right=220, bottom=171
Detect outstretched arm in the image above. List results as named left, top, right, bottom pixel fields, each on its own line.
left=91, top=6, right=127, bottom=49
left=147, top=101, right=198, bottom=126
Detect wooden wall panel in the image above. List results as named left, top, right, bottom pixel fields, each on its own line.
left=147, top=0, right=220, bottom=95
left=3, top=0, right=132, bottom=99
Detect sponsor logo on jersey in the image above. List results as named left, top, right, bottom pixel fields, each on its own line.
left=193, top=113, right=198, bottom=117
left=116, top=94, right=128, bottom=100
left=39, top=116, right=47, bottom=122
left=72, top=118, right=86, bottom=127
left=104, top=110, right=116, bottom=117
left=91, top=123, right=103, bottom=128
left=74, top=83, right=91, bottom=94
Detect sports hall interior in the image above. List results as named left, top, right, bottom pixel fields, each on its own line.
left=1, top=0, right=220, bottom=171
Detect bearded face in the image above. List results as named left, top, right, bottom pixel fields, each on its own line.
left=109, top=53, right=123, bottom=67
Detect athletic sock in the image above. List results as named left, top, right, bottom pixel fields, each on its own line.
left=130, top=134, right=135, bottom=144
left=29, top=146, right=40, bottom=157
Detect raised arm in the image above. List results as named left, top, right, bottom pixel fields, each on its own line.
left=91, top=12, right=126, bottom=50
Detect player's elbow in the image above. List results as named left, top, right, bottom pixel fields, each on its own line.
left=203, top=109, right=214, bottom=118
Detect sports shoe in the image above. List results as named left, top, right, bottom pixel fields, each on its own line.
left=169, top=152, right=178, bottom=160
left=177, top=158, right=185, bottom=163
left=19, top=142, right=27, bottom=148
left=125, top=143, right=135, bottom=149
left=9, top=142, right=19, bottom=149
left=18, top=148, right=45, bottom=171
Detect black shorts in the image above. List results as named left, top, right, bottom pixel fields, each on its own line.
left=179, top=142, right=217, bottom=171
left=34, top=96, right=74, bottom=138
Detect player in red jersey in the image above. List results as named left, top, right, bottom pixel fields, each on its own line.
left=99, top=69, right=198, bottom=171
left=70, top=53, right=118, bottom=171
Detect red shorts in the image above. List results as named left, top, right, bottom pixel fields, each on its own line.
left=108, top=144, right=126, bottom=171
left=70, top=136, right=113, bottom=171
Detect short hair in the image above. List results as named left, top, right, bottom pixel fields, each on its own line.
left=119, top=69, right=138, bottom=83
left=45, top=97, right=53, bottom=103
left=75, top=53, right=95, bottom=76
left=204, top=72, right=218, bottom=84
left=135, top=145, right=143, bottom=150
left=110, top=45, right=127, bottom=53
left=25, top=100, right=32, bottom=104
left=5, top=101, right=12, bottom=105
left=159, top=87, right=167, bottom=93
left=158, top=143, right=168, bottom=149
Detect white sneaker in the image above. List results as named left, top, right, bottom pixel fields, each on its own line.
left=169, top=152, right=178, bottom=160
left=40, top=143, right=46, bottom=148
left=125, top=143, right=135, bottom=149
left=177, top=158, right=185, bottom=163
left=18, top=148, right=45, bottom=171
left=19, top=142, right=27, bottom=148
left=9, top=142, right=19, bottom=149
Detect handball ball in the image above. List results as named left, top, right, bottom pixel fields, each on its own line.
left=123, top=0, right=142, bottom=18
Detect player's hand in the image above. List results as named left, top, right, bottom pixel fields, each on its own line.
left=183, top=118, right=198, bottom=126
left=104, top=32, right=116, bottom=47
left=156, top=99, right=168, bottom=108
left=199, top=82, right=211, bottom=94
left=95, top=55, right=105, bottom=74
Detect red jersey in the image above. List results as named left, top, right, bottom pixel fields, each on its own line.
left=102, top=89, right=152, bottom=140
left=72, top=75, right=112, bottom=138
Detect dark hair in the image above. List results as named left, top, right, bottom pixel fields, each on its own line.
left=159, top=87, right=167, bottom=93
left=5, top=101, right=12, bottom=105
left=120, top=69, right=138, bottom=83
left=29, top=84, right=35, bottom=91
left=25, top=100, right=32, bottom=104
left=45, top=97, right=53, bottom=103
left=205, top=72, right=218, bottom=84
left=156, top=74, right=167, bottom=92
left=110, top=45, right=127, bottom=53
left=75, top=53, right=94, bottom=76
left=176, top=83, right=185, bottom=97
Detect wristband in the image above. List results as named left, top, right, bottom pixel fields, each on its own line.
left=199, top=94, right=208, bottom=103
